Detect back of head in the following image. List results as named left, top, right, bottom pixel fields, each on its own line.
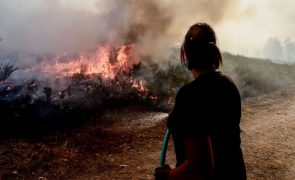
left=181, top=23, right=222, bottom=70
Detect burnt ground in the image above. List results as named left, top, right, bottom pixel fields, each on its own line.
left=1, top=89, right=295, bottom=180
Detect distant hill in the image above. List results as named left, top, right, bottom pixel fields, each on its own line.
left=221, top=52, right=295, bottom=97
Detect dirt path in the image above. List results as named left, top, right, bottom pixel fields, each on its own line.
left=1, top=90, right=295, bottom=179
left=241, top=90, right=295, bottom=179
left=73, top=112, right=171, bottom=180
left=77, top=90, right=295, bottom=180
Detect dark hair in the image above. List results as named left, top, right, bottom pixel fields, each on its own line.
left=181, top=23, right=222, bottom=70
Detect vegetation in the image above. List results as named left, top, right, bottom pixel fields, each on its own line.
left=221, top=53, right=295, bottom=97
left=1, top=52, right=295, bottom=139
left=0, top=63, right=18, bottom=84
left=142, top=52, right=295, bottom=99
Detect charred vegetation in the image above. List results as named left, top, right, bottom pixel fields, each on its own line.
left=1, top=52, right=295, bottom=140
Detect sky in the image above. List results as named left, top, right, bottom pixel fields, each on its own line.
left=0, top=0, right=294, bottom=61
left=217, top=0, right=295, bottom=58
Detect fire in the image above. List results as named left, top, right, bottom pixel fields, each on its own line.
left=130, top=79, right=149, bottom=93
left=37, top=43, right=140, bottom=80
left=28, top=43, right=150, bottom=96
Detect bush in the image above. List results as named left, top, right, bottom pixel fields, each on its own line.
left=221, top=53, right=295, bottom=97
left=0, top=63, right=18, bottom=84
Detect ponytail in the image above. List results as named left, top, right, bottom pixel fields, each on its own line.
left=207, top=42, right=222, bottom=69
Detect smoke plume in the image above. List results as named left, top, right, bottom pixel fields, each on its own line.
left=0, top=0, right=241, bottom=59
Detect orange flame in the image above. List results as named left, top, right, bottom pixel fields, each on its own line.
left=29, top=43, right=150, bottom=95
left=130, top=79, right=149, bottom=93
left=37, top=44, right=139, bottom=80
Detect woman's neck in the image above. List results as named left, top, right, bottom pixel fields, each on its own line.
left=191, top=68, right=215, bottom=78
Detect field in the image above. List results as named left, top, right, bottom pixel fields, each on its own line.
left=0, top=53, right=295, bottom=179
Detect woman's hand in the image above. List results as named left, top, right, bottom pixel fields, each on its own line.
left=154, top=165, right=171, bottom=180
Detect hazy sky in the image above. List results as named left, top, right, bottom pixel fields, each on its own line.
left=0, top=0, right=294, bottom=60
left=217, top=0, right=295, bottom=57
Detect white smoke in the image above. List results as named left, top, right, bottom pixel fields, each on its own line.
left=0, top=0, right=242, bottom=60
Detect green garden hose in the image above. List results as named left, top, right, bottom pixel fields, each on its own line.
left=159, top=129, right=170, bottom=167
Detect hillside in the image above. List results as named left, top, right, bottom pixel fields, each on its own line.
left=221, top=53, right=295, bottom=97
left=1, top=53, right=295, bottom=179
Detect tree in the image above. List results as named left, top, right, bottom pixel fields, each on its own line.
left=283, top=38, right=295, bottom=61
left=263, top=37, right=283, bottom=61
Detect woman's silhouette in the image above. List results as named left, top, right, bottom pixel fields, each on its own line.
left=155, top=23, right=246, bottom=180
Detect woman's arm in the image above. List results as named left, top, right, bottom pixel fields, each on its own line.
left=168, top=136, right=214, bottom=180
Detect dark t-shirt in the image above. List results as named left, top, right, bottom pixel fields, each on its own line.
left=167, top=71, right=246, bottom=179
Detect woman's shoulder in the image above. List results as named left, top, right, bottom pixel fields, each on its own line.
left=216, top=72, right=235, bottom=83
left=216, top=72, right=239, bottom=90
left=176, top=71, right=239, bottom=97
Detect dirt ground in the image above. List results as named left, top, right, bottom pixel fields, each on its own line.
left=1, top=89, right=295, bottom=180
left=241, top=90, right=295, bottom=179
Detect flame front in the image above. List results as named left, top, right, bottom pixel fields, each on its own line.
left=29, top=43, right=150, bottom=95
left=36, top=43, right=139, bottom=80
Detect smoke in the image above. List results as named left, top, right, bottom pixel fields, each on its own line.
left=0, top=0, right=246, bottom=95
left=216, top=0, right=295, bottom=59
left=0, top=0, right=107, bottom=54
left=0, top=0, right=241, bottom=59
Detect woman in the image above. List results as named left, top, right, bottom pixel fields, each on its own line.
left=155, top=23, right=246, bottom=179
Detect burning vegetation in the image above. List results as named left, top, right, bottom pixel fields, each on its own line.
left=1, top=46, right=295, bottom=179
left=1, top=44, right=295, bottom=139
left=0, top=43, right=189, bottom=139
